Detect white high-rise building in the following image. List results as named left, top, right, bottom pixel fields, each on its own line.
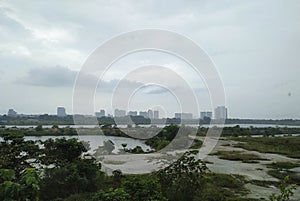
left=57, top=107, right=67, bottom=117
left=214, top=106, right=228, bottom=119
left=114, top=109, right=126, bottom=117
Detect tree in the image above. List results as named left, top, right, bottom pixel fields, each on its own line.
left=269, top=176, right=297, bottom=201
left=89, top=188, right=131, bottom=201
left=52, top=124, right=59, bottom=129
left=40, top=138, right=103, bottom=200
left=41, top=137, right=87, bottom=165
left=0, top=168, right=40, bottom=201
left=0, top=133, right=40, bottom=177
left=112, top=169, right=123, bottom=188
left=157, top=150, right=208, bottom=201
left=35, top=124, right=43, bottom=132
left=123, top=175, right=167, bottom=201
left=121, top=143, right=127, bottom=151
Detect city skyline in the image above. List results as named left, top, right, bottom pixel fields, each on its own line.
left=4, top=106, right=230, bottom=119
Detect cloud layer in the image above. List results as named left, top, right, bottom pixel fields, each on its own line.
left=0, top=0, right=299, bottom=118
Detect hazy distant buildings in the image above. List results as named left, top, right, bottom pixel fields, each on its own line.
left=114, top=109, right=126, bottom=117
left=200, top=111, right=212, bottom=119
left=174, top=113, right=181, bottom=119
left=57, top=107, right=67, bottom=117
left=148, top=109, right=153, bottom=119
left=175, top=112, right=193, bottom=120
left=214, top=106, right=228, bottom=119
left=139, top=111, right=148, bottom=118
left=128, top=111, right=138, bottom=116
left=95, top=109, right=105, bottom=118
left=153, top=110, right=159, bottom=119
left=7, top=109, right=17, bottom=117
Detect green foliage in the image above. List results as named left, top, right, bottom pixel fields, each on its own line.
left=89, top=188, right=131, bottom=201
left=189, top=139, right=203, bottom=149
left=35, top=124, right=43, bottom=131
left=269, top=176, right=297, bottom=201
left=145, top=124, right=179, bottom=150
left=234, top=136, right=300, bottom=158
left=3, top=127, right=293, bottom=201
left=126, top=145, right=145, bottom=153
left=266, top=162, right=300, bottom=170
left=0, top=168, right=40, bottom=201
left=123, top=175, right=167, bottom=201
left=0, top=132, right=40, bottom=176
left=157, top=150, right=208, bottom=201
left=220, top=125, right=300, bottom=137
left=213, top=150, right=263, bottom=163
left=0, top=126, right=78, bottom=136
left=40, top=159, right=102, bottom=200
left=40, top=138, right=103, bottom=200
left=267, top=170, right=300, bottom=185
left=101, top=124, right=127, bottom=137
left=112, top=169, right=123, bottom=188
left=52, top=124, right=59, bottom=129
left=42, top=137, right=87, bottom=165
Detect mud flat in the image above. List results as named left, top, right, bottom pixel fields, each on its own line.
left=99, top=136, right=300, bottom=200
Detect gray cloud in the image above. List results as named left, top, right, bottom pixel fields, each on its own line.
left=1, top=0, right=300, bottom=118
left=17, top=66, right=77, bottom=87
left=16, top=66, right=169, bottom=94
left=17, top=65, right=204, bottom=96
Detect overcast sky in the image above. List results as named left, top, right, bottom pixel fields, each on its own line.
left=0, top=0, right=299, bottom=119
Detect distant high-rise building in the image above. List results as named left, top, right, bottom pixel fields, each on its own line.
left=57, top=107, right=67, bottom=117
left=148, top=109, right=153, bottom=119
left=174, top=113, right=193, bottom=119
left=7, top=109, right=17, bottom=117
left=114, top=109, right=126, bottom=117
left=95, top=109, right=105, bottom=118
left=153, top=110, right=159, bottom=119
left=139, top=111, right=148, bottom=118
left=214, top=106, right=228, bottom=119
left=181, top=113, right=193, bottom=119
left=200, top=111, right=212, bottom=119
left=175, top=113, right=181, bottom=119
left=128, top=111, right=138, bottom=116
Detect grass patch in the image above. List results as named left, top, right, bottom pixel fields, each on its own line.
left=266, top=162, right=300, bottom=170
left=103, top=160, right=126, bottom=165
left=266, top=161, right=300, bottom=186
left=249, top=180, right=280, bottom=188
left=195, top=173, right=252, bottom=201
left=233, top=136, right=300, bottom=159
left=267, top=170, right=300, bottom=185
left=213, top=151, right=264, bottom=163
left=189, top=139, right=203, bottom=149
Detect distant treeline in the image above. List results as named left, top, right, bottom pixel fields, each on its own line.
left=1, top=114, right=300, bottom=125
left=198, top=125, right=300, bottom=137
left=1, top=124, right=300, bottom=138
